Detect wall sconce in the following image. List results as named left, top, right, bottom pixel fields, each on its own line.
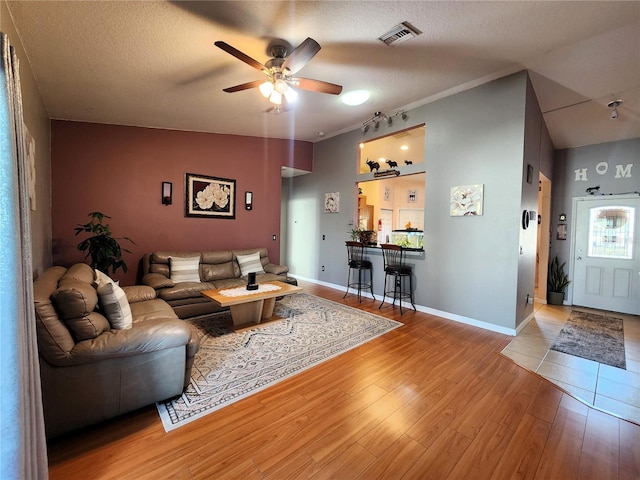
left=162, top=181, right=172, bottom=205
left=245, top=191, right=253, bottom=210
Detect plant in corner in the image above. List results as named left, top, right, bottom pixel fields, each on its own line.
left=74, top=211, right=135, bottom=275
left=547, top=255, right=570, bottom=305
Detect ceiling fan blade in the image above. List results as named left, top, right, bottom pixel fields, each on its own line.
left=293, top=78, right=343, bottom=95
left=215, top=41, right=266, bottom=71
left=222, top=79, right=264, bottom=93
left=282, top=37, right=321, bottom=74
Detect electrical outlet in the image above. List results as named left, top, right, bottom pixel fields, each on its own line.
left=321, top=266, right=325, bottom=272
left=322, top=234, right=325, bottom=240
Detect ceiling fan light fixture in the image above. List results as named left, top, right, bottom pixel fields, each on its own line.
left=284, top=86, right=298, bottom=103
left=269, top=91, right=283, bottom=105
left=259, top=81, right=274, bottom=98
left=274, top=78, right=289, bottom=95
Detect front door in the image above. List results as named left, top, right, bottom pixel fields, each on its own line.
left=572, top=195, right=639, bottom=314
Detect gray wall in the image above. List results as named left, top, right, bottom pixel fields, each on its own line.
left=1, top=0, right=52, bottom=277
left=515, top=75, right=553, bottom=327
left=288, top=71, right=539, bottom=332
left=551, top=137, right=639, bottom=269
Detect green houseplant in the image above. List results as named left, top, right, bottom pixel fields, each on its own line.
left=547, top=255, right=570, bottom=305
left=74, top=211, right=135, bottom=275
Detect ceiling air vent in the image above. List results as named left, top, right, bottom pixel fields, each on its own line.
left=378, top=21, right=422, bottom=47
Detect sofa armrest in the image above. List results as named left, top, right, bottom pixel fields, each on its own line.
left=51, top=319, right=192, bottom=367
left=123, top=285, right=157, bottom=303
left=143, top=273, right=174, bottom=289
left=264, top=263, right=289, bottom=275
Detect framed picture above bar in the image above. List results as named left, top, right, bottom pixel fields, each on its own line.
left=185, top=172, right=236, bottom=219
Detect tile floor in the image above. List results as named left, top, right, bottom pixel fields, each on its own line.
left=501, top=302, right=640, bottom=425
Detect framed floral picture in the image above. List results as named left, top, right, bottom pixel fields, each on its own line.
left=450, top=184, right=484, bottom=216
left=185, top=173, right=236, bottom=219
left=324, top=192, right=339, bottom=213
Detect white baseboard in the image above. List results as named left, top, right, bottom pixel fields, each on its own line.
left=292, top=275, right=517, bottom=336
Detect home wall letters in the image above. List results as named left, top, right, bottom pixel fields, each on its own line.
left=574, top=162, right=633, bottom=182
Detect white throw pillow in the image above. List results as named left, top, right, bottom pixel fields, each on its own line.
left=169, top=256, right=201, bottom=283
left=236, top=251, right=265, bottom=277
left=94, top=270, right=133, bottom=330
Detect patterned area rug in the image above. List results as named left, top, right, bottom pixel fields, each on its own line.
left=551, top=310, right=625, bottom=369
left=157, top=293, right=403, bottom=431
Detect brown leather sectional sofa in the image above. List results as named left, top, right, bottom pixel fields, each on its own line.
left=141, top=247, right=292, bottom=319
left=34, top=263, right=199, bottom=438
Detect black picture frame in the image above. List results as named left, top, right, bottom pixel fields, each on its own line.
left=185, top=172, right=236, bottom=219
left=526, top=164, right=533, bottom=184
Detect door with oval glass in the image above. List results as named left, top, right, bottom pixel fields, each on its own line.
left=571, top=195, right=639, bottom=314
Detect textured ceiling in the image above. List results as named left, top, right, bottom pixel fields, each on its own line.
left=6, top=1, right=640, bottom=148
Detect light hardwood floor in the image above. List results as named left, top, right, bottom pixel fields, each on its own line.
left=47, top=281, right=640, bottom=479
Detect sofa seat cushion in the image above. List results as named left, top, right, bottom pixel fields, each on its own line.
left=157, top=282, right=216, bottom=301
left=255, top=273, right=287, bottom=284
left=130, top=298, right=178, bottom=323
left=210, top=278, right=247, bottom=289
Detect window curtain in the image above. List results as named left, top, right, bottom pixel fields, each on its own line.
left=0, top=33, right=48, bottom=479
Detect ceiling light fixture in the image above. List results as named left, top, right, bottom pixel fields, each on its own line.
left=259, top=78, right=298, bottom=105
left=361, top=110, right=408, bottom=134
left=608, top=99, right=622, bottom=119
left=341, top=90, right=370, bottom=106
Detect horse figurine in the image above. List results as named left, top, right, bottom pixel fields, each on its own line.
left=386, top=159, right=398, bottom=168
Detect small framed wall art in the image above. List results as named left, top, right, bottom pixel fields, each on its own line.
left=450, top=184, right=484, bottom=216
left=185, top=172, right=236, bottom=219
left=324, top=192, right=339, bottom=213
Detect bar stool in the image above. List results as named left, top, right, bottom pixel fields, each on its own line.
left=379, top=243, right=416, bottom=314
left=344, top=241, right=375, bottom=302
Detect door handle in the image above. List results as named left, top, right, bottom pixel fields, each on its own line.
left=577, top=256, right=582, bottom=261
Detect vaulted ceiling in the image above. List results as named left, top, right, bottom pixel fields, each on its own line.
left=6, top=1, right=640, bottom=148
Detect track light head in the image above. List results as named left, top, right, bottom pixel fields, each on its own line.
left=401, top=112, right=408, bottom=121
left=607, top=99, right=622, bottom=120
left=374, top=121, right=380, bottom=130
left=362, top=124, right=370, bottom=133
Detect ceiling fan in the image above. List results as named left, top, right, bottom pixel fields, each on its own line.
left=214, top=37, right=342, bottom=109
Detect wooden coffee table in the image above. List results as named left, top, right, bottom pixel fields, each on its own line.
left=201, top=281, right=302, bottom=327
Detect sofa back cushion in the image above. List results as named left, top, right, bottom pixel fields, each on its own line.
left=34, top=266, right=78, bottom=357
left=201, top=250, right=237, bottom=281
left=51, top=277, right=110, bottom=341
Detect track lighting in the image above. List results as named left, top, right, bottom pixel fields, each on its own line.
left=361, top=110, right=408, bottom=134
left=608, top=100, right=622, bottom=120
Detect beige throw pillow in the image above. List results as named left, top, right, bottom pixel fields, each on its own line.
left=95, top=269, right=133, bottom=330
left=169, top=256, right=201, bottom=283
left=236, top=251, right=265, bottom=277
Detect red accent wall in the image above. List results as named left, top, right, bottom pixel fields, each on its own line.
left=51, top=121, right=313, bottom=286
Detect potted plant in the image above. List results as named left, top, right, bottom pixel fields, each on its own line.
left=349, top=227, right=365, bottom=242
left=547, top=255, right=570, bottom=305
left=74, top=211, right=135, bottom=275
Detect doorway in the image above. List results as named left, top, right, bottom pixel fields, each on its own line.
left=570, top=195, right=639, bottom=315
left=535, top=174, right=551, bottom=303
